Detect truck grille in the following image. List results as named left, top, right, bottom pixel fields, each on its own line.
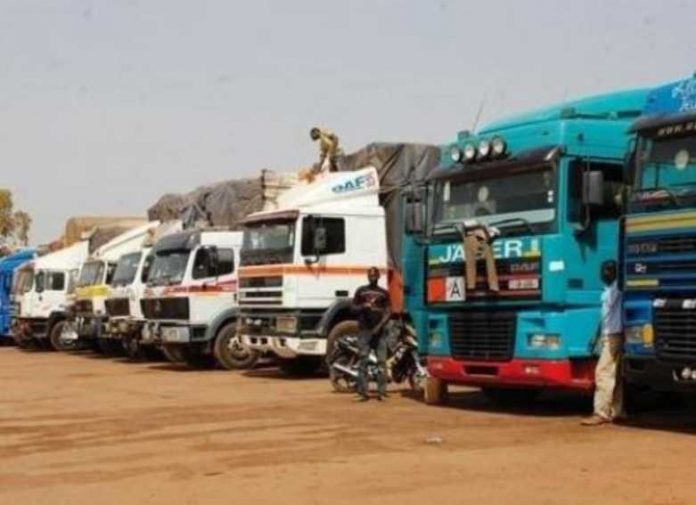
left=654, top=305, right=696, bottom=361
left=449, top=311, right=516, bottom=362
left=105, top=298, right=130, bottom=317
left=141, top=298, right=190, bottom=320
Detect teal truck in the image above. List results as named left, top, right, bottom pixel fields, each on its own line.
left=421, top=89, right=648, bottom=404
left=622, top=75, right=696, bottom=393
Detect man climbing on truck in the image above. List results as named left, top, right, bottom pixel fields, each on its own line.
left=582, top=260, right=624, bottom=426
left=353, top=267, right=391, bottom=402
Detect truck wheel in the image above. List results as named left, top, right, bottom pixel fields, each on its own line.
left=48, top=321, right=67, bottom=351
left=326, top=320, right=360, bottom=361
left=482, top=387, right=540, bottom=405
left=424, top=376, right=449, bottom=405
left=279, top=357, right=323, bottom=376
left=213, top=323, right=259, bottom=370
left=161, top=344, right=185, bottom=364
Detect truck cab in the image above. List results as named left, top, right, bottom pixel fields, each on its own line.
left=238, top=168, right=389, bottom=373
left=13, top=241, right=89, bottom=350
left=105, top=221, right=182, bottom=358
left=0, top=249, right=36, bottom=341
left=423, top=89, right=648, bottom=404
left=622, top=75, right=696, bottom=393
left=142, top=229, right=252, bottom=369
left=70, top=222, right=159, bottom=353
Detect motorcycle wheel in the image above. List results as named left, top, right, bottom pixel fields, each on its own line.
left=329, top=352, right=359, bottom=393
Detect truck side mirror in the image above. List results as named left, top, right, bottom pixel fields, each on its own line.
left=582, top=171, right=605, bottom=206
left=405, top=201, right=424, bottom=234
left=313, top=227, right=327, bottom=253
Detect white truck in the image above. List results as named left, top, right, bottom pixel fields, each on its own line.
left=13, top=241, right=89, bottom=350
left=105, top=221, right=181, bottom=359
left=237, top=167, right=390, bottom=374
left=141, top=228, right=257, bottom=369
left=70, top=222, right=159, bottom=353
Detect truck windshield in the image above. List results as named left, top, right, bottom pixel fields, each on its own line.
left=78, top=260, right=105, bottom=287
left=241, top=221, right=295, bottom=265
left=14, top=269, right=34, bottom=294
left=635, top=135, right=696, bottom=191
left=111, top=252, right=142, bottom=287
left=148, top=250, right=190, bottom=286
left=432, top=165, right=556, bottom=235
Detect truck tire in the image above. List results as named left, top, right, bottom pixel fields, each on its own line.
left=48, top=321, right=66, bottom=352
left=424, top=376, right=449, bottom=405
left=326, top=320, right=361, bottom=362
left=161, top=343, right=185, bottom=364
left=213, top=323, right=259, bottom=370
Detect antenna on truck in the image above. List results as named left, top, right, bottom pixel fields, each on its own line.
left=471, top=96, right=486, bottom=133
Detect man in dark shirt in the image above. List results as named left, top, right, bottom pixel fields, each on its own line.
left=352, top=267, right=391, bottom=401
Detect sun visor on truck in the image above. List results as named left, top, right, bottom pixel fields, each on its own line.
left=629, top=109, right=696, bottom=135
left=152, top=230, right=201, bottom=254
left=241, top=210, right=300, bottom=225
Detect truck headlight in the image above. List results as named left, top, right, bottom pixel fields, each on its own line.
left=276, top=316, right=298, bottom=333
left=528, top=333, right=561, bottom=350
left=449, top=146, right=463, bottom=163
left=478, top=139, right=491, bottom=159
left=625, top=324, right=653, bottom=346
left=463, top=143, right=477, bottom=161
left=491, top=136, right=507, bottom=157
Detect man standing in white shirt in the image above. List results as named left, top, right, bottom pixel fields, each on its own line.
left=582, top=260, right=624, bottom=426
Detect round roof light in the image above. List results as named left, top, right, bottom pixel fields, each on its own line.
left=449, top=146, right=463, bottom=163
left=478, top=139, right=491, bottom=159
left=491, top=136, right=507, bottom=157
left=463, top=143, right=477, bottom=161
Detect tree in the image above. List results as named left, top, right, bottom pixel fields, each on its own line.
left=0, top=189, right=32, bottom=249
left=13, top=211, right=32, bottom=246
left=0, top=190, right=12, bottom=238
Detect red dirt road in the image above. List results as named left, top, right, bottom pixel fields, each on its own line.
left=1, top=347, right=694, bottom=505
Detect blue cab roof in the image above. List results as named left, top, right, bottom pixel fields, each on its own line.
left=478, top=88, right=649, bottom=135
left=0, top=249, right=36, bottom=273
left=643, top=75, right=696, bottom=115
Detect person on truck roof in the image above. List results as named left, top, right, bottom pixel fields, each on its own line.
left=310, top=127, right=342, bottom=174
left=352, top=267, right=391, bottom=402
left=582, top=260, right=624, bottom=426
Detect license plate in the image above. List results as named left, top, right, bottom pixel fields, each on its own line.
left=509, top=278, right=539, bottom=290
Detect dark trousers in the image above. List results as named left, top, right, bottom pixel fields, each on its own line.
left=357, top=329, right=388, bottom=397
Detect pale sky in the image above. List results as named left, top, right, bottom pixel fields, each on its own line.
left=1, top=0, right=694, bottom=243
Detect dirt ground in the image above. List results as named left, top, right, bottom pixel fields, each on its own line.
left=1, top=348, right=695, bottom=505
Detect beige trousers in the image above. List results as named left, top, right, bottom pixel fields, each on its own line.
left=593, top=334, right=624, bottom=420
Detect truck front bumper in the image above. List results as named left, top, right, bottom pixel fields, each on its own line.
left=241, top=334, right=326, bottom=359
left=427, top=356, right=595, bottom=391
left=624, top=355, right=696, bottom=393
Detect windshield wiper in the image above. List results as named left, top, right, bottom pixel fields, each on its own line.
left=488, top=217, right=535, bottom=235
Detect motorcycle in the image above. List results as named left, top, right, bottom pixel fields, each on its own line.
left=328, top=322, right=428, bottom=394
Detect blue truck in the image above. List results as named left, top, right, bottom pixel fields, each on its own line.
left=420, top=89, right=648, bottom=404
left=0, top=249, right=37, bottom=341
left=622, top=75, right=696, bottom=393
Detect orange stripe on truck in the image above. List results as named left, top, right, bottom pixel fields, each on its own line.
left=239, top=265, right=388, bottom=278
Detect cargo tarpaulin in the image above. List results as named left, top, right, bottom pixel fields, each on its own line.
left=148, top=172, right=297, bottom=230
